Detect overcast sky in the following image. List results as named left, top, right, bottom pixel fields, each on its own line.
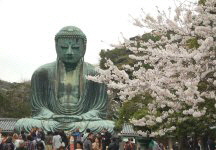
left=0, top=0, right=196, bottom=82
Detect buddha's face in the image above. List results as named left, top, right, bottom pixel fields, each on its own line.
left=56, top=38, right=85, bottom=64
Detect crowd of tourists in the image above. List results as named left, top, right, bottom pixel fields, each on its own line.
left=1, top=127, right=215, bottom=150
left=0, top=128, right=120, bottom=150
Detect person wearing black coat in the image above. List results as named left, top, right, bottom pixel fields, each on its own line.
left=101, top=129, right=112, bottom=150
left=108, top=138, right=119, bottom=150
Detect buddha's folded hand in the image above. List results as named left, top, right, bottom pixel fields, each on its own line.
left=52, top=115, right=83, bottom=122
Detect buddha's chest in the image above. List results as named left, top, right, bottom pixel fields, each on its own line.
left=57, top=71, right=81, bottom=105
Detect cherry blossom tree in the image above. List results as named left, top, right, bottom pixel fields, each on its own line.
left=89, top=0, right=216, bottom=137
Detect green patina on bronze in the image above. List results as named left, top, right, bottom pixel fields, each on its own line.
left=15, top=26, right=114, bottom=132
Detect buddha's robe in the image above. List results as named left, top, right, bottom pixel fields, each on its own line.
left=15, top=60, right=114, bottom=132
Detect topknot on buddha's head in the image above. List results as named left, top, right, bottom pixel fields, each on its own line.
left=55, top=26, right=87, bottom=45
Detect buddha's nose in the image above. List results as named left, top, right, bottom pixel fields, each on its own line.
left=66, top=47, right=74, bottom=55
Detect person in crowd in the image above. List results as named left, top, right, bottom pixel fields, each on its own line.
left=68, top=135, right=75, bottom=150
left=23, top=135, right=35, bottom=150
left=72, top=128, right=83, bottom=143
left=37, top=141, right=45, bottom=150
left=187, top=137, right=195, bottom=150
left=44, top=131, right=53, bottom=150
left=108, top=137, right=119, bottom=150
left=124, top=138, right=135, bottom=150
left=35, top=128, right=39, bottom=133
left=0, top=128, right=2, bottom=145
left=58, top=146, right=65, bottom=150
left=12, top=133, right=18, bottom=141
left=13, top=133, right=22, bottom=149
left=158, top=142, right=165, bottom=150
left=35, top=131, right=46, bottom=150
left=60, top=130, right=68, bottom=148
left=76, top=141, right=83, bottom=150
left=193, top=138, right=202, bottom=150
left=207, top=137, right=215, bottom=150
left=19, top=128, right=26, bottom=139
left=172, top=142, right=179, bottom=150
left=16, top=135, right=25, bottom=150
left=83, top=132, right=94, bottom=150
left=53, top=131, right=62, bottom=150
left=38, top=128, right=46, bottom=141
left=30, top=128, right=37, bottom=141
left=5, top=136, right=15, bottom=150
left=82, top=129, right=91, bottom=142
left=142, top=137, right=161, bottom=150
left=101, top=129, right=111, bottom=150
left=92, top=136, right=102, bottom=150
left=0, top=133, right=8, bottom=149
left=20, top=130, right=27, bottom=142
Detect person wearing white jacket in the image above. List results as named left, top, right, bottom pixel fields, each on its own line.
left=52, top=131, right=62, bottom=150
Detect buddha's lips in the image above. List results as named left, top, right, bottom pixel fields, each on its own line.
left=65, top=56, right=74, bottom=59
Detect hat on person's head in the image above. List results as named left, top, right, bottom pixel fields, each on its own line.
left=86, top=128, right=91, bottom=133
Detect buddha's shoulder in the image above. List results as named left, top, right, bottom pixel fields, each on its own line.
left=33, top=61, right=56, bottom=75
left=84, top=62, right=99, bottom=75
left=84, top=62, right=96, bottom=70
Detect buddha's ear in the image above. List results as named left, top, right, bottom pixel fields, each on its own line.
left=55, top=39, right=59, bottom=53
left=81, top=38, right=87, bottom=56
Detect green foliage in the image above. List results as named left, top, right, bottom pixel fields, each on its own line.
left=198, top=81, right=208, bottom=91
left=115, top=94, right=153, bottom=130
left=186, top=38, right=199, bottom=49
left=130, top=33, right=160, bottom=43
left=199, top=0, right=206, bottom=5
left=115, top=100, right=137, bottom=130
left=99, top=32, right=160, bottom=70
left=0, top=80, right=31, bottom=118
left=99, top=48, right=134, bottom=70
left=174, top=112, right=216, bottom=138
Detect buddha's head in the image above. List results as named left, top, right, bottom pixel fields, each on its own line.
left=55, top=26, right=87, bottom=64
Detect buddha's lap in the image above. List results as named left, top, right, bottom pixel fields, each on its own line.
left=15, top=118, right=114, bottom=132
